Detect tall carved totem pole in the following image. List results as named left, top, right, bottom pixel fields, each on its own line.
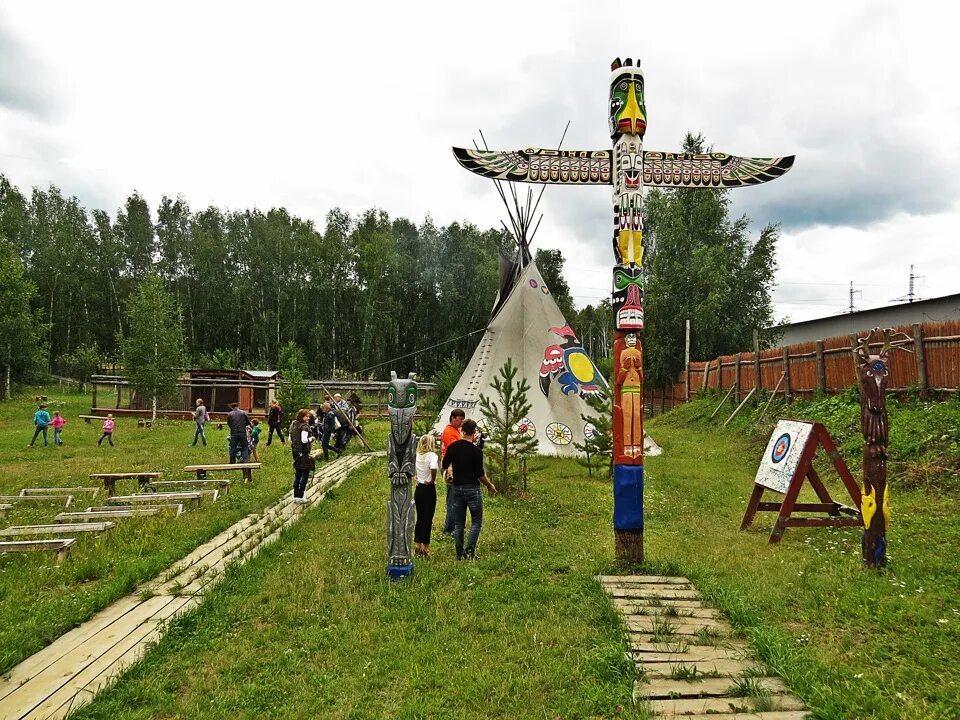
left=386, top=371, right=417, bottom=579
left=454, top=58, right=794, bottom=561
left=854, top=328, right=909, bottom=568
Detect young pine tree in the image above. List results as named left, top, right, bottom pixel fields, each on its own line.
left=574, top=393, right=613, bottom=479
left=478, top=358, right=538, bottom=495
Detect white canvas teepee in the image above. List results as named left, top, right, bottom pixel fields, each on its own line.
left=433, top=258, right=606, bottom=457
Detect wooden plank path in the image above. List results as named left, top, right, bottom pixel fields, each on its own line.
left=0, top=453, right=372, bottom=720
left=600, top=576, right=811, bottom=719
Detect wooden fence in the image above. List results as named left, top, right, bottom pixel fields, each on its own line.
left=644, top=319, right=960, bottom=416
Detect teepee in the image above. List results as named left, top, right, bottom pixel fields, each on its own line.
left=434, top=139, right=609, bottom=457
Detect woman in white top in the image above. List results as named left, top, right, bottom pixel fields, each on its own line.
left=414, top=433, right=439, bottom=557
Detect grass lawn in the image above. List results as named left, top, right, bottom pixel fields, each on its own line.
left=71, top=456, right=638, bottom=720
left=0, top=388, right=370, bottom=675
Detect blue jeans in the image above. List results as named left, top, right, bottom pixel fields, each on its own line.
left=54, top=428, right=63, bottom=446
left=293, top=467, right=310, bottom=499
left=192, top=421, right=207, bottom=446
left=452, top=485, right=484, bottom=559
left=442, top=483, right=456, bottom=533
left=30, top=425, right=48, bottom=446
left=229, top=434, right=249, bottom=463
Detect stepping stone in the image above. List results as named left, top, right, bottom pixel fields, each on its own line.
left=641, top=676, right=789, bottom=699
left=650, top=695, right=808, bottom=717
left=0, top=523, right=115, bottom=537
left=655, top=712, right=810, bottom=720
left=641, top=658, right=756, bottom=678
left=632, top=645, right=750, bottom=663
left=20, top=487, right=101, bottom=497
left=600, top=575, right=692, bottom=585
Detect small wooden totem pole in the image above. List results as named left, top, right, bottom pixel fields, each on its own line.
left=386, top=371, right=417, bottom=580
left=855, top=328, right=910, bottom=568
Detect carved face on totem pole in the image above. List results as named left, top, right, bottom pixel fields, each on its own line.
left=388, top=371, right=417, bottom=446
left=609, top=59, right=646, bottom=139
left=613, top=265, right=644, bottom=330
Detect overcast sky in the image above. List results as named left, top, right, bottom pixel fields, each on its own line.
left=1, top=0, right=957, bottom=324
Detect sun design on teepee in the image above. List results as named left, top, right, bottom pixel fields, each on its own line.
left=545, top=422, right=573, bottom=445
left=514, top=417, right=536, bottom=438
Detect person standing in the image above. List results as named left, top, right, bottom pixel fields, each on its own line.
left=51, top=411, right=66, bottom=446
left=191, top=398, right=208, bottom=447
left=28, top=404, right=52, bottom=447
left=440, top=409, right=465, bottom=534
left=414, top=433, right=439, bottom=558
left=226, top=402, right=250, bottom=463
left=96, top=414, right=115, bottom=447
left=249, top=419, right=262, bottom=462
left=441, top=419, right=497, bottom=560
left=267, top=399, right=285, bottom=446
left=289, top=409, right=315, bottom=503
left=320, top=401, right=340, bottom=460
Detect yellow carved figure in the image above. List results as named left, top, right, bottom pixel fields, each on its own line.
left=617, top=82, right=646, bottom=134
left=861, top=485, right=877, bottom=530
left=617, top=228, right=644, bottom=266
left=882, top=486, right=891, bottom=528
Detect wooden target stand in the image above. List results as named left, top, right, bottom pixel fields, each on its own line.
left=741, top=421, right=863, bottom=543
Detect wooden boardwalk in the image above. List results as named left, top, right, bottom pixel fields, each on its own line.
left=0, top=454, right=371, bottom=720
left=601, top=575, right=811, bottom=720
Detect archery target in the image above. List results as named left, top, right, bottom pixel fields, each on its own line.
left=754, top=420, right=814, bottom=494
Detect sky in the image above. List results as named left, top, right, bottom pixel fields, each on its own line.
left=0, top=0, right=957, bottom=324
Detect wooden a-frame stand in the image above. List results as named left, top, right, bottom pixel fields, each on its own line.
left=740, top=422, right=863, bottom=543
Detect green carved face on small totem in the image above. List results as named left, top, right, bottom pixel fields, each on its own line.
left=609, top=59, right=646, bottom=139
left=388, top=372, right=418, bottom=409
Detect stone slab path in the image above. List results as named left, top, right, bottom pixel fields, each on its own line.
left=601, top=575, right=811, bottom=720
left=0, top=454, right=371, bottom=720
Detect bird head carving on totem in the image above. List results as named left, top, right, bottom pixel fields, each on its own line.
left=609, top=58, right=646, bottom=139
left=855, top=328, right=910, bottom=414
left=388, top=371, right=417, bottom=445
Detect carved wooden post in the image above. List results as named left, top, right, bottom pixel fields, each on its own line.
left=855, top=328, right=910, bottom=568
left=734, top=353, right=741, bottom=403
left=386, top=371, right=417, bottom=579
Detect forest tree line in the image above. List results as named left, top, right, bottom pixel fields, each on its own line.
left=0, top=131, right=780, bottom=395
left=0, top=174, right=593, bottom=389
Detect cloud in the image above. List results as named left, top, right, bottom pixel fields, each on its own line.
left=0, top=17, right=54, bottom=118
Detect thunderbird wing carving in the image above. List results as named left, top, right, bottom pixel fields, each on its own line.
left=642, top=151, right=794, bottom=188
left=452, top=147, right=612, bottom=185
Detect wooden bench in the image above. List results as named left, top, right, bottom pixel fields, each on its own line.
left=90, top=472, right=163, bottom=497
left=79, top=414, right=105, bottom=424
left=55, top=506, right=182, bottom=522
left=20, top=486, right=100, bottom=498
left=106, top=491, right=213, bottom=507
left=0, top=538, right=75, bottom=564
left=184, top=462, right=261, bottom=483
left=144, top=479, right=231, bottom=494
left=0, top=504, right=11, bottom=518
left=0, top=522, right=115, bottom=537
left=0, top=495, right=74, bottom=508
left=136, top=418, right=154, bottom=429
left=87, top=504, right=184, bottom=515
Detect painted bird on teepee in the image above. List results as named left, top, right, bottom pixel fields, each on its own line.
left=539, top=325, right=603, bottom=398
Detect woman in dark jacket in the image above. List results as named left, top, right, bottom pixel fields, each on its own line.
left=289, top=409, right=315, bottom=504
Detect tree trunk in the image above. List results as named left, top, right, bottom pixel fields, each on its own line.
left=5, top=343, right=11, bottom=400
left=152, top=394, right=158, bottom=422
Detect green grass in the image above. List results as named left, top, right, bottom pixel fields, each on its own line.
left=71, top=457, right=640, bottom=719
left=0, top=388, right=372, bottom=675
left=641, top=395, right=960, bottom=719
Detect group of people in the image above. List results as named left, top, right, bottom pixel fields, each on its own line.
left=29, top=403, right=114, bottom=447
left=413, top=409, right=497, bottom=561
left=287, top=394, right=363, bottom=502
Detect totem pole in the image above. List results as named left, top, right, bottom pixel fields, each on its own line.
left=855, top=328, right=910, bottom=568
left=453, top=58, right=793, bottom=561
left=386, top=371, right=417, bottom=580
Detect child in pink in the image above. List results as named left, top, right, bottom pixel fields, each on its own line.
left=52, top=411, right=66, bottom=446
left=97, top=414, right=115, bottom=447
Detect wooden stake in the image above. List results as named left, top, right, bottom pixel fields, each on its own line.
left=709, top=385, right=735, bottom=420
left=724, top=387, right=756, bottom=427
left=685, top=319, right=691, bottom=400
left=913, top=323, right=928, bottom=398
left=757, top=372, right=786, bottom=422
left=815, top=341, right=826, bottom=395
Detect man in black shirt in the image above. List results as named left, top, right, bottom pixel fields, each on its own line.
left=441, top=419, right=497, bottom=559
left=226, top=402, right=251, bottom=463
left=267, top=400, right=285, bottom=446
